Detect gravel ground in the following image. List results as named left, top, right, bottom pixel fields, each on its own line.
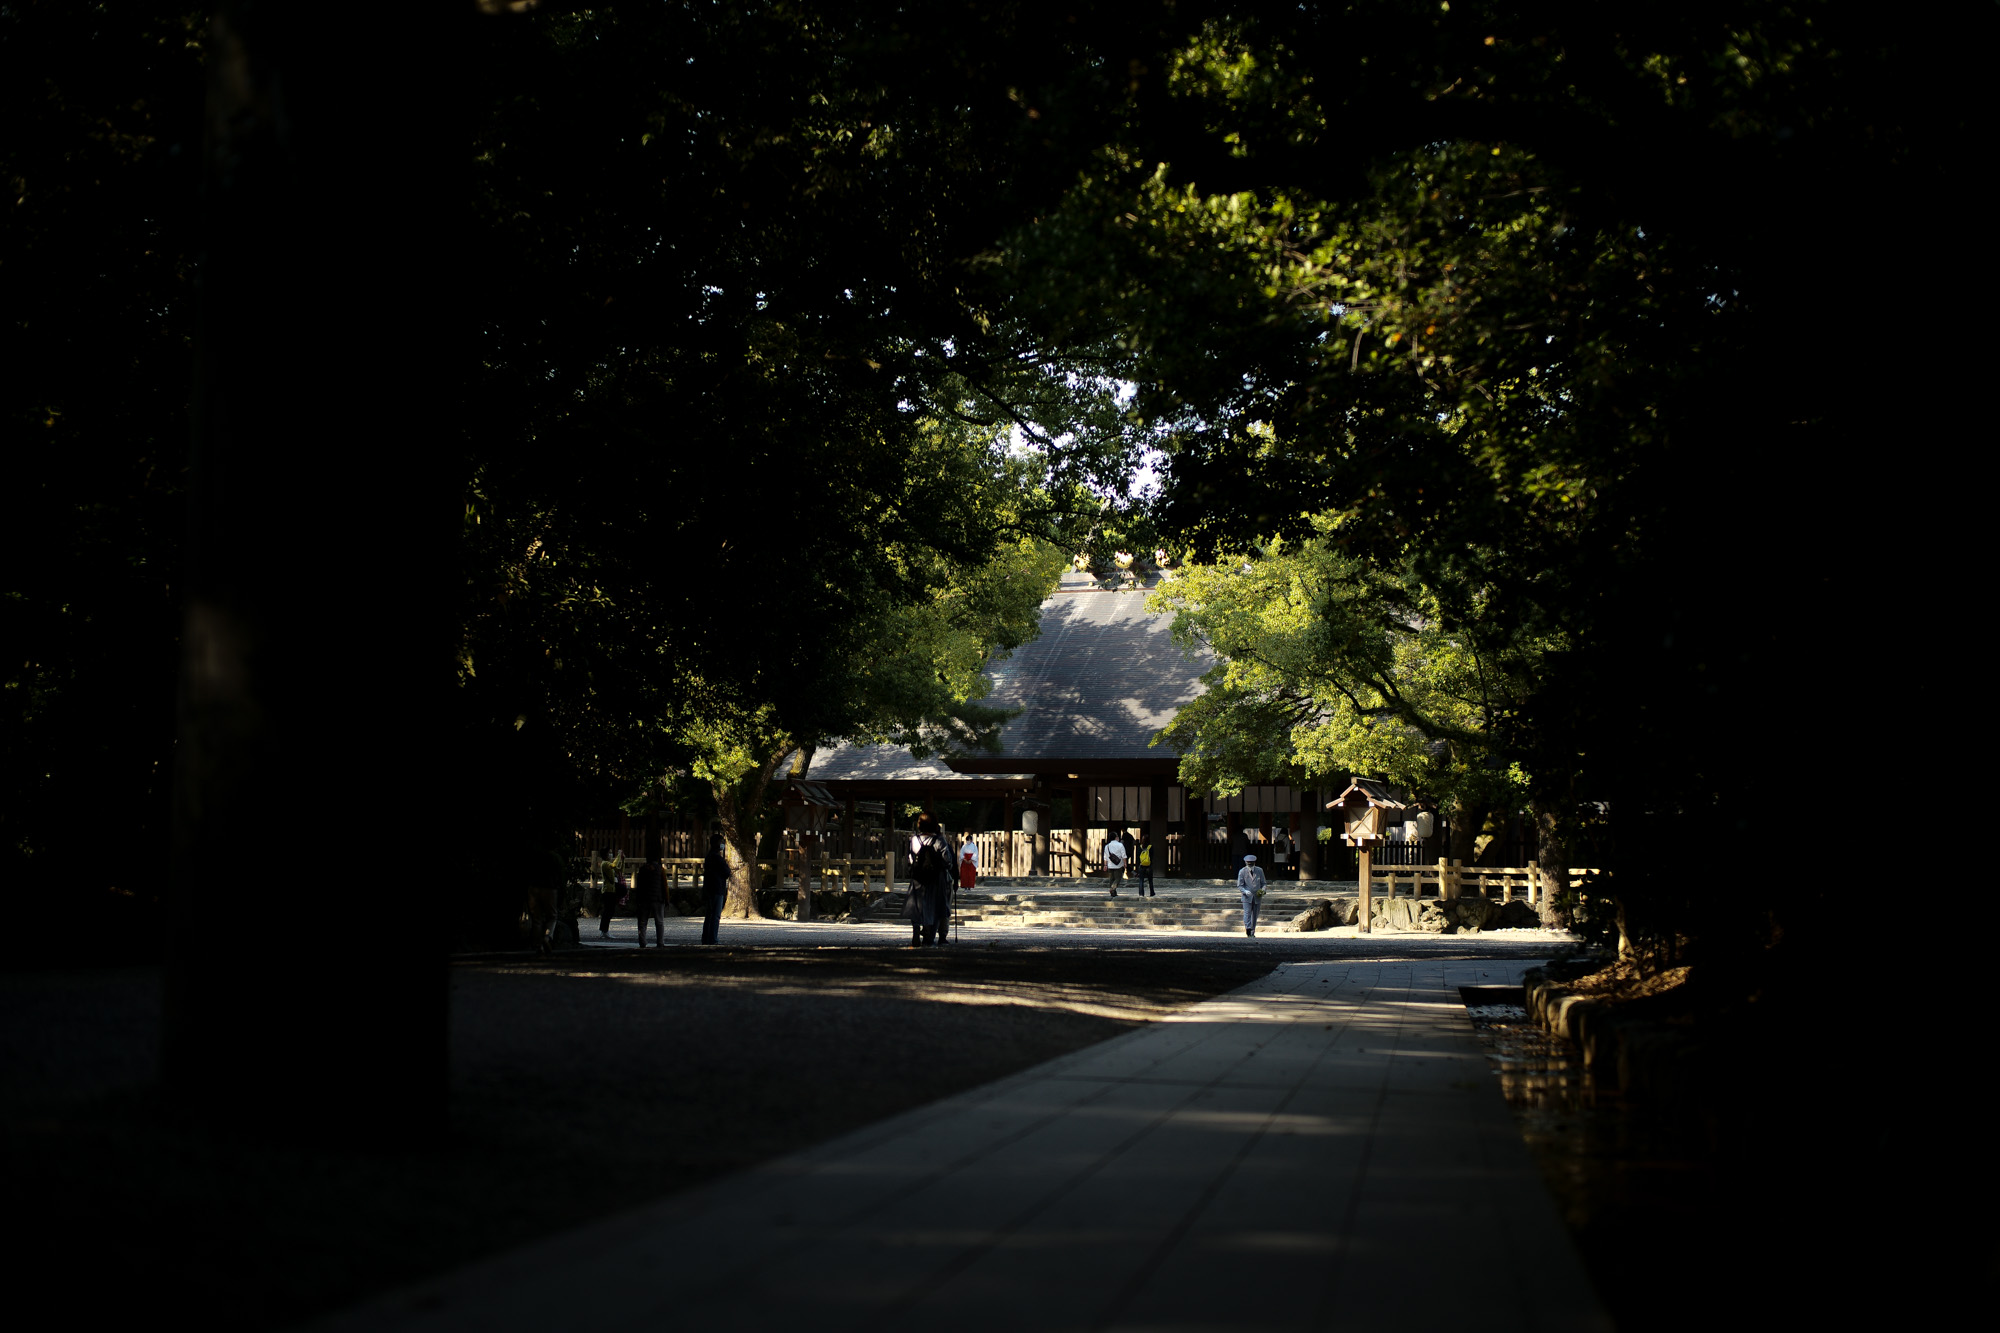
left=1, top=927, right=1572, bottom=1330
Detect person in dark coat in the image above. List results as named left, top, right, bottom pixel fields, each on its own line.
left=700, top=833, right=728, bottom=945
left=634, top=849, right=666, bottom=947
left=937, top=826, right=958, bottom=945
left=905, top=817, right=953, bottom=946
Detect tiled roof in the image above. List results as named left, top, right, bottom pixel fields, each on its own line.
left=810, top=574, right=1212, bottom=780
left=805, top=747, right=972, bottom=782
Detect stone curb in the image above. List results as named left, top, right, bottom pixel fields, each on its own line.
left=1524, top=977, right=1609, bottom=1070
left=1523, top=964, right=1713, bottom=1102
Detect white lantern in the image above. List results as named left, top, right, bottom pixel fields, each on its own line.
left=1414, top=811, right=1434, bottom=839
left=1021, top=810, right=1040, bottom=835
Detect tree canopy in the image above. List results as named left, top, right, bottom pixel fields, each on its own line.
left=1, top=4, right=202, bottom=915
left=1152, top=522, right=1538, bottom=862
left=986, top=0, right=1981, bottom=953
left=5, top=0, right=1979, bottom=953
left=459, top=4, right=1129, bottom=913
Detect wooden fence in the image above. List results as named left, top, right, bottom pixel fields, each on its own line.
left=574, top=824, right=1605, bottom=904
left=1360, top=861, right=1606, bottom=908
left=574, top=827, right=706, bottom=861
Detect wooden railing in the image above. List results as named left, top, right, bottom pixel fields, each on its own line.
left=1360, top=860, right=1605, bottom=908
left=706, top=855, right=896, bottom=896
left=568, top=853, right=896, bottom=896
left=574, top=828, right=708, bottom=860
left=1369, top=839, right=1435, bottom=867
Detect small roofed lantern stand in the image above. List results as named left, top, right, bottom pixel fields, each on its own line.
left=1326, top=777, right=1408, bottom=934
left=781, top=780, right=840, bottom=919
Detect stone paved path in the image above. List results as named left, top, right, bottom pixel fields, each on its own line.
left=325, top=956, right=1607, bottom=1332
left=575, top=911, right=1575, bottom=951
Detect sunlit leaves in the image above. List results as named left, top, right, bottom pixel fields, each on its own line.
left=1148, top=522, right=1545, bottom=809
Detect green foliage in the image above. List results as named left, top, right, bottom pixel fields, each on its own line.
left=461, top=5, right=1102, bottom=840
left=1151, top=521, right=1534, bottom=812
left=8, top=1, right=1972, bottom=959
left=984, top=0, right=1980, bottom=955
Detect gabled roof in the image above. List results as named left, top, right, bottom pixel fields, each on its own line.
left=779, top=780, right=841, bottom=808
left=1323, top=777, right=1407, bottom=811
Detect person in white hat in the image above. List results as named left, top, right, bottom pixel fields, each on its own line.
left=1237, top=853, right=1267, bottom=937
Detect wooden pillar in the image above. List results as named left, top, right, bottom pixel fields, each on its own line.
left=1149, top=781, right=1168, bottom=880
left=1298, top=790, right=1320, bottom=881
left=1358, top=845, right=1373, bottom=933
left=1226, top=809, right=1244, bottom=864
left=843, top=798, right=856, bottom=857
left=1183, top=792, right=1204, bottom=878
left=797, top=828, right=815, bottom=918
left=1258, top=810, right=1273, bottom=870
left=1440, top=855, right=1457, bottom=900
left=1001, top=793, right=1016, bottom=876
left=1031, top=791, right=1050, bottom=876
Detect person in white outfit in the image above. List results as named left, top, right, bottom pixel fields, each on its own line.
left=1103, top=831, right=1128, bottom=897
left=958, top=833, right=979, bottom=891
left=1237, top=853, right=1267, bottom=936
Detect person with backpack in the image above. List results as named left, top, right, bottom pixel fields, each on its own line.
left=1136, top=836, right=1155, bottom=897
left=905, top=816, right=953, bottom=946
left=1237, top=853, right=1267, bottom=937
left=1102, top=828, right=1127, bottom=897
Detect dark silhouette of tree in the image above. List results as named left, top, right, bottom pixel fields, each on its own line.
left=164, top=4, right=457, bottom=1139
left=992, top=0, right=1984, bottom=963
left=0, top=2, right=202, bottom=943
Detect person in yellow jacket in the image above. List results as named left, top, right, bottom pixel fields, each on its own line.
left=1136, top=838, right=1155, bottom=897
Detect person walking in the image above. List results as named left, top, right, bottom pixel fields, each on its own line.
left=959, top=832, right=979, bottom=892
left=699, top=833, right=727, bottom=945
left=1136, top=836, right=1155, bottom=897
left=938, top=827, right=959, bottom=945
left=1237, top=853, right=1267, bottom=937
left=595, top=847, right=622, bottom=939
left=903, top=817, right=953, bottom=946
left=634, top=847, right=666, bottom=947
left=1103, top=829, right=1127, bottom=897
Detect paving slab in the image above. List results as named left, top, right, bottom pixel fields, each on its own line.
left=320, top=958, right=1609, bottom=1333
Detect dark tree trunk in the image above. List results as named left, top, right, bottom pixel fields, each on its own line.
left=714, top=757, right=779, bottom=918
left=1474, top=809, right=1510, bottom=866
left=1532, top=797, right=1571, bottom=932
left=164, top=6, right=453, bottom=1142
left=1295, top=789, right=1320, bottom=880
left=1449, top=795, right=1486, bottom=867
